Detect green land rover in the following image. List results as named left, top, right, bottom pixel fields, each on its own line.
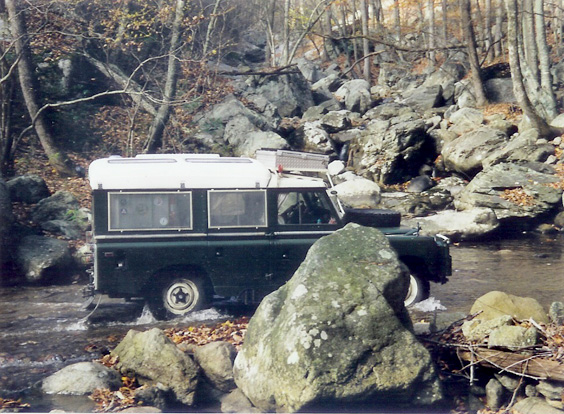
left=84, top=150, right=451, bottom=318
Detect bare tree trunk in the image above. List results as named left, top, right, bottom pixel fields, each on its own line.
left=372, top=0, right=382, bottom=30
left=473, top=0, right=484, bottom=53
left=522, top=0, right=539, bottom=82
left=504, top=0, right=552, bottom=136
left=427, top=0, right=436, bottom=64
left=494, top=0, right=503, bottom=57
left=5, top=0, right=74, bottom=176
left=0, top=43, right=15, bottom=175
left=484, top=0, right=493, bottom=61
left=533, top=0, right=557, bottom=120
left=144, top=0, right=185, bottom=153
left=360, top=0, right=371, bottom=83
left=441, top=0, right=448, bottom=44
left=460, top=0, right=488, bottom=107
left=393, top=0, right=401, bottom=41
left=202, top=0, right=223, bottom=57
left=283, top=0, right=291, bottom=65
left=322, top=3, right=333, bottom=61
left=554, top=0, right=563, bottom=57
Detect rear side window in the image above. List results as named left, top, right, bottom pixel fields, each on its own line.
left=108, top=192, right=192, bottom=231
left=208, top=190, right=267, bottom=228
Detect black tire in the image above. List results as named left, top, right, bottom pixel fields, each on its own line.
left=404, top=274, right=430, bottom=307
left=149, top=275, right=209, bottom=319
left=343, top=208, right=401, bottom=228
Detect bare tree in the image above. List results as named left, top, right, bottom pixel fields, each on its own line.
left=504, top=0, right=552, bottom=135
left=494, top=0, right=503, bottom=57
left=427, top=0, right=436, bottom=63
left=360, top=0, right=371, bottom=82
left=393, top=0, right=401, bottom=41
left=441, top=0, right=448, bottom=44
left=144, top=0, right=186, bottom=153
left=534, top=0, right=557, bottom=120
left=460, top=0, right=488, bottom=107
left=5, top=0, right=74, bottom=176
left=484, top=0, right=494, bottom=61
left=522, top=0, right=540, bottom=81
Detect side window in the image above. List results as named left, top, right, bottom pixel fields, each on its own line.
left=277, top=191, right=337, bottom=225
left=208, top=190, right=267, bottom=228
left=108, top=192, right=192, bottom=231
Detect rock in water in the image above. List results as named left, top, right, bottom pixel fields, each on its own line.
left=233, top=223, right=443, bottom=412
left=111, top=328, right=200, bottom=406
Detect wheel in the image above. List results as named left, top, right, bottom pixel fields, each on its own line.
left=163, top=277, right=207, bottom=316
left=149, top=275, right=208, bottom=319
left=404, top=274, right=430, bottom=307
left=343, top=208, right=401, bottom=228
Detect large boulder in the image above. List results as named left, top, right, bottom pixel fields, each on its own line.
left=195, top=94, right=279, bottom=143
left=15, top=235, right=73, bottom=283
left=193, top=341, right=237, bottom=393
left=482, top=129, right=554, bottom=168
left=319, top=110, right=353, bottom=132
left=42, top=362, right=122, bottom=395
left=455, top=163, right=563, bottom=222
left=441, top=127, right=508, bottom=176
left=111, top=328, right=200, bottom=406
left=223, top=115, right=288, bottom=157
left=379, top=187, right=454, bottom=217
left=402, top=85, right=445, bottom=112
left=350, top=117, right=431, bottom=185
left=30, top=190, right=80, bottom=223
left=311, top=73, right=343, bottom=104
left=469, top=291, right=549, bottom=324
left=334, top=79, right=372, bottom=114
left=446, top=107, right=484, bottom=136
left=233, top=223, right=443, bottom=412
left=402, top=208, right=499, bottom=241
left=296, top=57, right=324, bottom=83
left=332, top=176, right=381, bottom=208
left=249, top=73, right=315, bottom=118
left=7, top=174, right=50, bottom=203
left=301, top=121, right=332, bottom=153
left=422, top=61, right=467, bottom=95
left=484, top=78, right=516, bottom=103
left=29, top=190, right=89, bottom=239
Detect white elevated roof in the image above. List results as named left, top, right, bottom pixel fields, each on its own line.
left=88, top=153, right=327, bottom=190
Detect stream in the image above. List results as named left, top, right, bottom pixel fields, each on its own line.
left=0, top=232, right=563, bottom=411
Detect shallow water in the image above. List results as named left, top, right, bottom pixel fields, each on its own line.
left=433, top=232, right=564, bottom=313
left=0, top=232, right=563, bottom=411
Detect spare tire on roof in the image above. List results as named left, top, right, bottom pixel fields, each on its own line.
left=343, top=208, right=401, bottom=228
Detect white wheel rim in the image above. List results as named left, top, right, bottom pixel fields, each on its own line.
left=404, top=275, right=418, bottom=307
left=164, top=280, right=199, bottom=315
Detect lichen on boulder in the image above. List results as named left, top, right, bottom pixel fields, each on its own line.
left=233, top=223, right=443, bottom=412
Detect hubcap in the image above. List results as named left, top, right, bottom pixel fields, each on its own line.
left=165, top=280, right=198, bottom=314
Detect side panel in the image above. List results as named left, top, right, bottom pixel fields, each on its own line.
left=206, top=234, right=272, bottom=298
left=388, top=235, right=451, bottom=283
left=94, top=238, right=208, bottom=296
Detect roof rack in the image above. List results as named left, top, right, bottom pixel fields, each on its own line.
left=255, top=149, right=329, bottom=173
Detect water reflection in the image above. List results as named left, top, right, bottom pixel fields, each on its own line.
left=432, top=232, right=564, bottom=313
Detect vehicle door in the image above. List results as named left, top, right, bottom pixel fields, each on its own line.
left=270, top=189, right=340, bottom=285
left=206, top=189, right=273, bottom=300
